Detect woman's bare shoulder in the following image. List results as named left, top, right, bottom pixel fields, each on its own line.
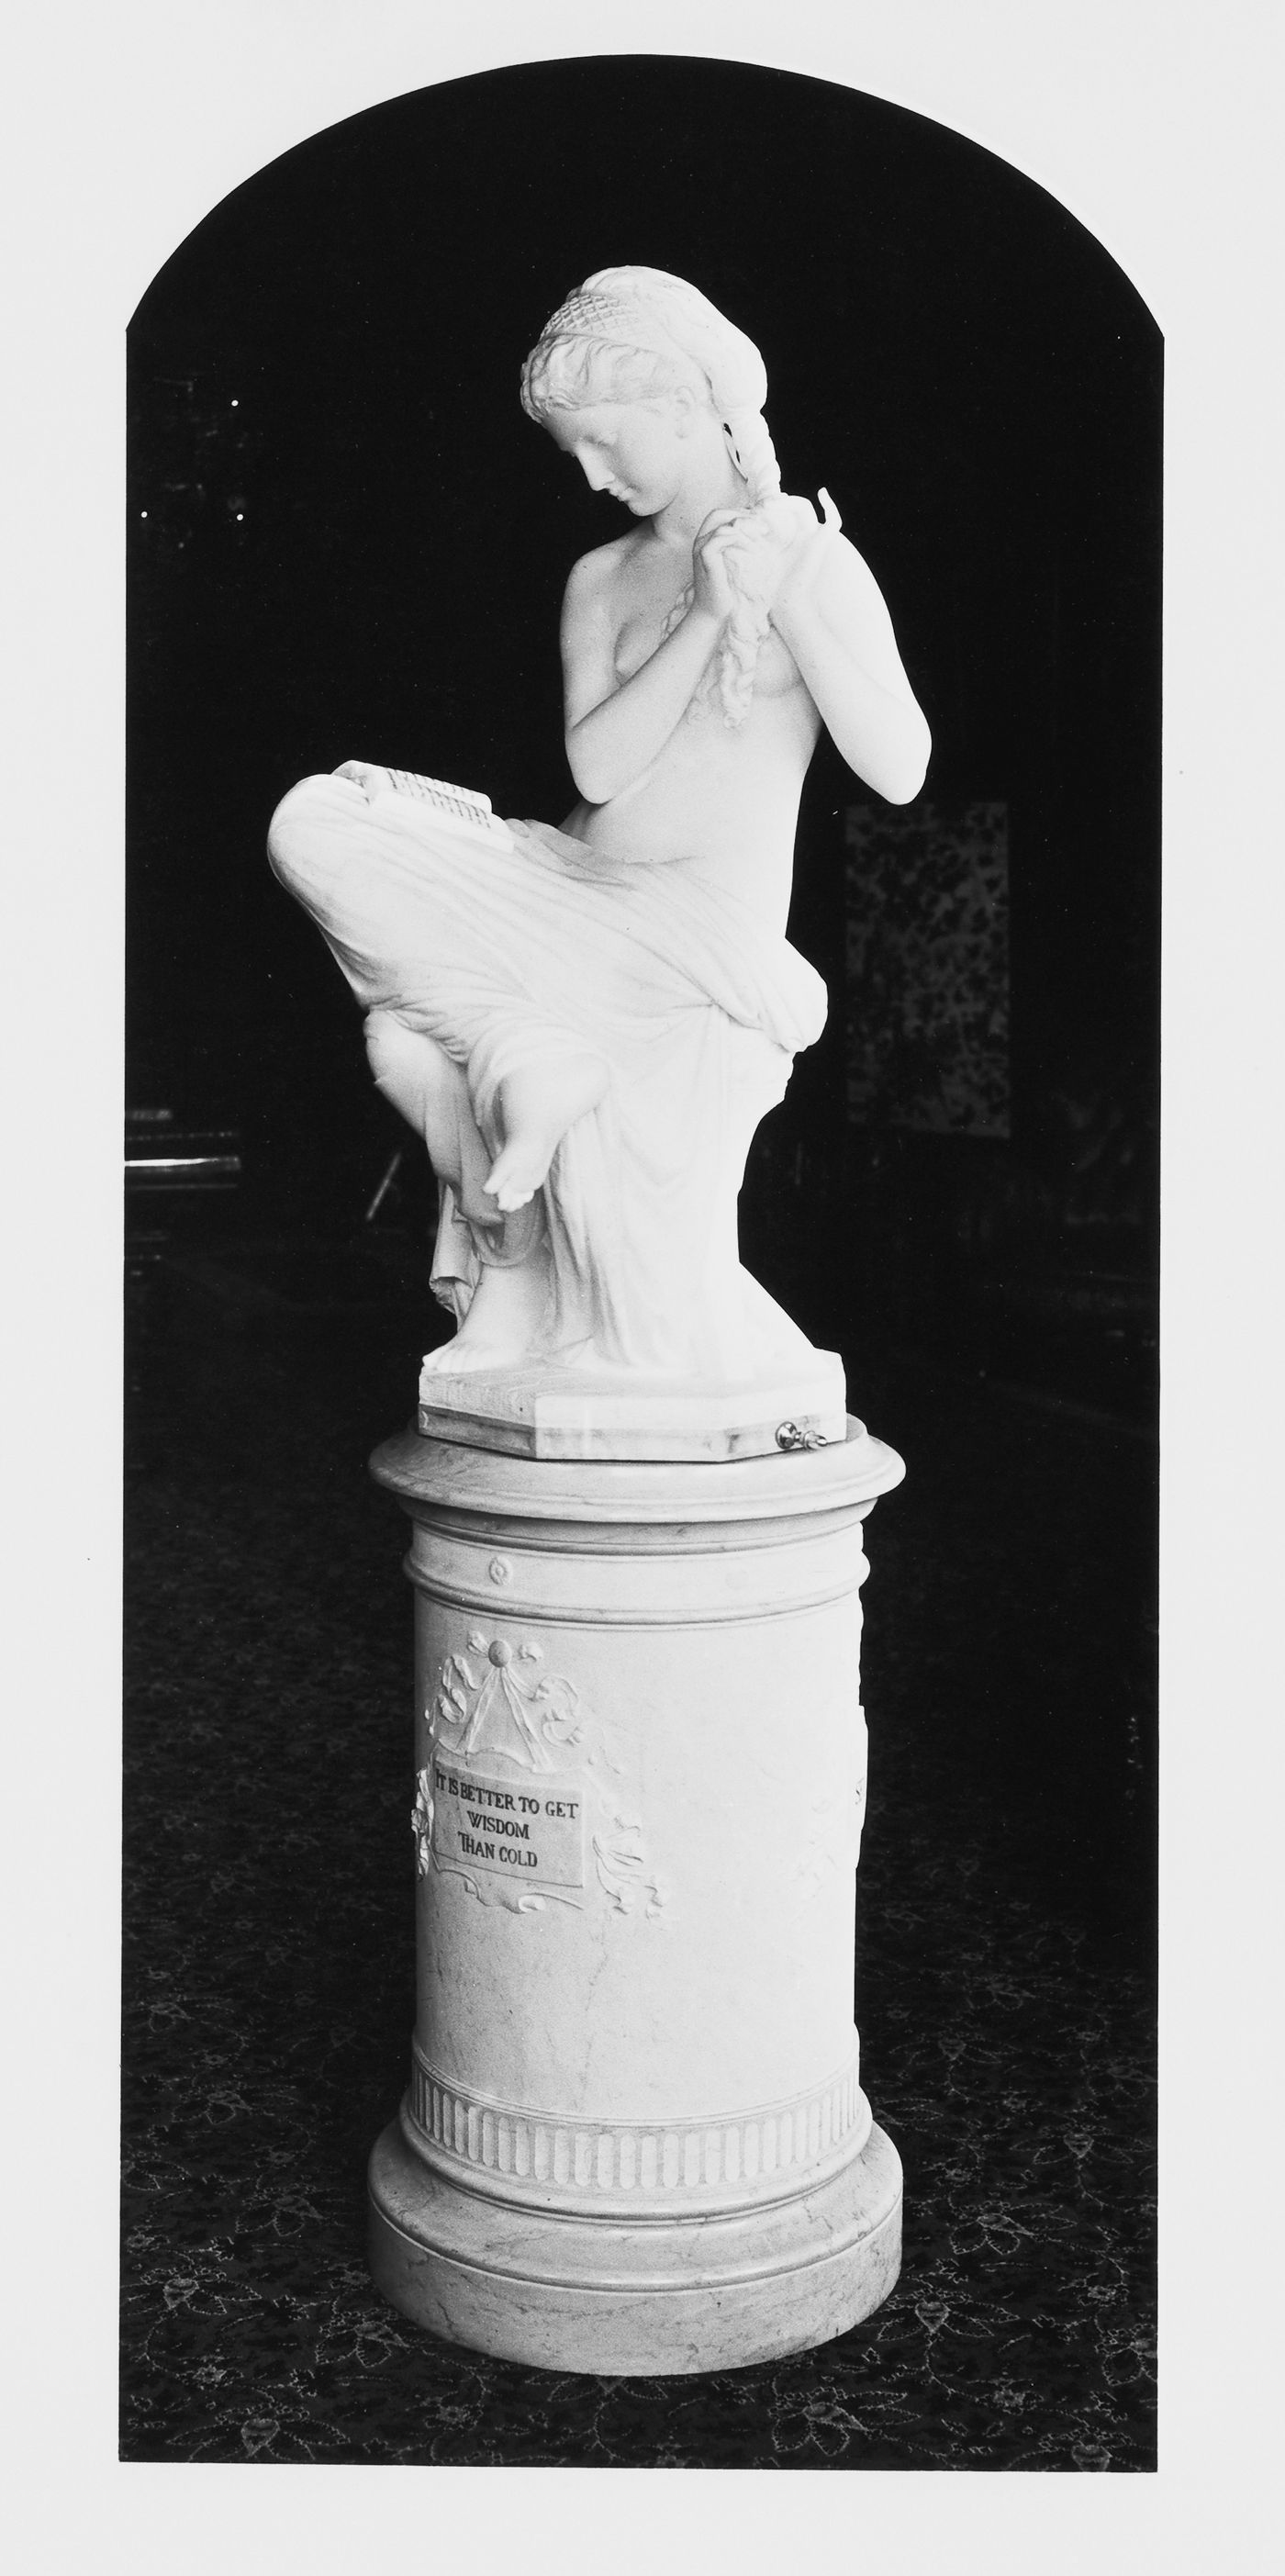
left=564, top=529, right=649, bottom=602
left=820, top=527, right=902, bottom=614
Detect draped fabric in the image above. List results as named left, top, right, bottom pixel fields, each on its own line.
left=268, top=772, right=827, bottom=1378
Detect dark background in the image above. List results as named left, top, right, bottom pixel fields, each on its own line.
left=123, top=57, right=1158, bottom=2469
left=127, top=51, right=1160, bottom=1347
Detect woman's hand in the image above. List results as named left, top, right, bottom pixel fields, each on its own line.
left=694, top=494, right=841, bottom=621
left=764, top=490, right=844, bottom=619
left=691, top=510, right=743, bottom=622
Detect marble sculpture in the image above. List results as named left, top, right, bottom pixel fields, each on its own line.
left=268, top=266, right=930, bottom=1394
left=267, top=268, right=928, bottom=2370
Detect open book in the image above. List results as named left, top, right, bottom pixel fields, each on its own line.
left=352, top=763, right=515, bottom=852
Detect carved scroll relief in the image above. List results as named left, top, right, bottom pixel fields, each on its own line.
left=413, top=1629, right=664, bottom=1919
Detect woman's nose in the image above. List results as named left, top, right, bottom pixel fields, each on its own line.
left=577, top=449, right=612, bottom=490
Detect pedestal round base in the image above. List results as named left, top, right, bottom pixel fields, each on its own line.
left=368, top=2111, right=902, bottom=2375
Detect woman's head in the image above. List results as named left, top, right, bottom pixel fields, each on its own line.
left=520, top=266, right=781, bottom=507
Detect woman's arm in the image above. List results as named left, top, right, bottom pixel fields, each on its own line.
left=560, top=538, right=732, bottom=805
left=766, top=515, right=931, bottom=805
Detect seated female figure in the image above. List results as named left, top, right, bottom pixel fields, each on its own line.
left=267, top=266, right=930, bottom=1384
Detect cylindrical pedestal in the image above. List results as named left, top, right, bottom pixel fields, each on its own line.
left=367, top=1417, right=905, bottom=2375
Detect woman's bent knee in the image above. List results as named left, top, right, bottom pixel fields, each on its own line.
left=364, top=1012, right=459, bottom=1112
left=266, top=772, right=351, bottom=897
left=364, top=1009, right=421, bottom=1091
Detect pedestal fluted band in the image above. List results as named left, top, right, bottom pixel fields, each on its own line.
left=405, top=2043, right=870, bottom=2217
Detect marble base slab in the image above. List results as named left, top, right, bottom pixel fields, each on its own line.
left=369, top=2109, right=902, bottom=2375
left=417, top=1348, right=849, bottom=1461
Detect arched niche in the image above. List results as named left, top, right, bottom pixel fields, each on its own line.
left=128, top=56, right=1159, bottom=1347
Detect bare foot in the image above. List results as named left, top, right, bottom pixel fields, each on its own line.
left=420, top=1327, right=528, bottom=1376
left=421, top=1245, right=553, bottom=1375
left=484, top=1055, right=609, bottom=1213
left=484, top=1139, right=557, bottom=1215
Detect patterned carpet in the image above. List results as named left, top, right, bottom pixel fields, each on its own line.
left=121, top=1232, right=1156, bottom=2469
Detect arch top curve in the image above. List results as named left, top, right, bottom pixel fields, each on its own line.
left=126, top=38, right=1162, bottom=1223
left=128, top=47, right=1162, bottom=343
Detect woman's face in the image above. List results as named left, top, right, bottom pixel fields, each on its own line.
left=543, top=397, right=691, bottom=516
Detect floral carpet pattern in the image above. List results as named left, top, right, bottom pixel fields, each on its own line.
left=122, top=1246, right=1155, bottom=2469
left=845, top=798, right=1011, bottom=1137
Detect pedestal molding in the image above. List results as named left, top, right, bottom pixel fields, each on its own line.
left=371, top=1417, right=906, bottom=1527
left=369, top=2119, right=904, bottom=2370
left=405, top=2044, right=869, bottom=2216
left=404, top=1501, right=877, bottom=1558
left=402, top=1558, right=868, bottom=1630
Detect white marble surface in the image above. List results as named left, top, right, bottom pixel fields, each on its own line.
left=266, top=270, right=927, bottom=2370
left=268, top=267, right=928, bottom=1410
left=369, top=2118, right=902, bottom=2377
left=417, top=1347, right=849, bottom=1460
left=367, top=1419, right=905, bottom=2370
